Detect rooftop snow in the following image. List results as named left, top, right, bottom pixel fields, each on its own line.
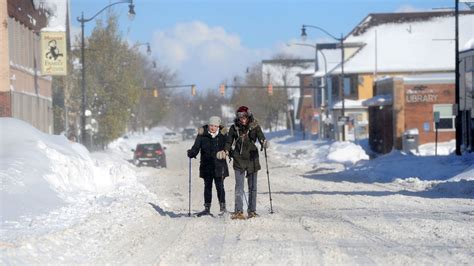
left=40, top=0, right=68, bottom=32
left=362, top=94, right=393, bottom=107
left=333, top=12, right=474, bottom=74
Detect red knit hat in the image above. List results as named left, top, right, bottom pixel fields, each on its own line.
left=237, top=106, right=248, bottom=113
left=236, top=106, right=250, bottom=118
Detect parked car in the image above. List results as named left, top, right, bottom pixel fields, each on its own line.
left=182, top=127, right=197, bottom=140
left=163, top=132, right=180, bottom=144
left=132, top=143, right=166, bottom=168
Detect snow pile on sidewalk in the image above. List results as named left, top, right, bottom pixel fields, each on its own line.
left=268, top=132, right=474, bottom=197
left=0, top=118, right=151, bottom=235
left=270, top=135, right=369, bottom=167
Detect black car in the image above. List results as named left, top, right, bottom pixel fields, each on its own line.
left=132, top=143, right=167, bottom=168
left=182, top=127, right=197, bottom=140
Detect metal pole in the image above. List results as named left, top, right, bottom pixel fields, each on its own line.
left=455, top=0, right=462, bottom=155
left=80, top=13, right=87, bottom=146
left=188, top=157, right=192, bottom=217
left=340, top=33, right=346, bottom=141
left=264, top=147, right=274, bottom=214
left=314, top=45, right=320, bottom=138
left=435, top=122, right=439, bottom=156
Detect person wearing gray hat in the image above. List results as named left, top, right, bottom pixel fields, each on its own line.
left=187, top=116, right=229, bottom=216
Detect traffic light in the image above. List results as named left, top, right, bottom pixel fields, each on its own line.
left=153, top=88, right=159, bottom=98
left=267, top=83, right=273, bottom=96
left=219, top=84, right=225, bottom=96
left=191, top=85, right=196, bottom=96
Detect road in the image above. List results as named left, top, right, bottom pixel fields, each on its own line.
left=5, top=138, right=471, bottom=264
left=119, top=139, right=473, bottom=265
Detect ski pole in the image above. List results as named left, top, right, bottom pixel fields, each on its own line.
left=188, top=157, right=192, bottom=217
left=264, top=147, right=274, bottom=214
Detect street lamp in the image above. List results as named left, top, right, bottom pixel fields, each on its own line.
left=301, top=24, right=347, bottom=141
left=77, top=0, right=135, bottom=147
left=287, top=42, right=328, bottom=138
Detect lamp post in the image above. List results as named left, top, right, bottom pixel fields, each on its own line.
left=77, top=0, right=135, bottom=147
left=287, top=42, right=328, bottom=138
left=301, top=25, right=347, bottom=141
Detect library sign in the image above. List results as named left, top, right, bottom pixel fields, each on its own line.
left=406, top=85, right=439, bottom=103
left=40, top=31, right=67, bottom=76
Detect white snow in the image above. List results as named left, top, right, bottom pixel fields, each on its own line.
left=332, top=98, right=368, bottom=109
left=362, top=94, right=393, bottom=106
left=40, top=0, right=68, bottom=32
left=337, top=13, right=474, bottom=74
left=1, top=118, right=473, bottom=264
left=462, top=37, right=474, bottom=51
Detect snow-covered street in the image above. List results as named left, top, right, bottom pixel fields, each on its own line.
left=1, top=118, right=473, bottom=264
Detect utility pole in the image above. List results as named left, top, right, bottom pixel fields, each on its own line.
left=455, top=0, right=462, bottom=155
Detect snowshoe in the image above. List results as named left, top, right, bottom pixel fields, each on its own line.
left=231, top=211, right=246, bottom=220
left=247, top=211, right=258, bottom=219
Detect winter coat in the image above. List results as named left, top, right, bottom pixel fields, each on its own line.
left=188, top=125, right=229, bottom=178
left=224, top=117, right=266, bottom=174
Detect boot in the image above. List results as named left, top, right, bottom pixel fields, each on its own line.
left=231, top=211, right=245, bottom=220
left=196, top=203, right=211, bottom=217
left=247, top=211, right=258, bottom=218
left=219, top=202, right=226, bottom=213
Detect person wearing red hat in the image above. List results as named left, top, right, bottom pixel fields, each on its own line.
left=221, top=106, right=269, bottom=219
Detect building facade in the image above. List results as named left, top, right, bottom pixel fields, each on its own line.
left=1, top=0, right=53, bottom=133
left=365, top=74, right=456, bottom=154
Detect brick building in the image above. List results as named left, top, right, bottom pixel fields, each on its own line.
left=0, top=0, right=52, bottom=133
left=364, top=74, right=456, bottom=154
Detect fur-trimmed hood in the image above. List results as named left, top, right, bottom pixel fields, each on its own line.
left=198, top=125, right=228, bottom=136
left=233, top=117, right=259, bottom=131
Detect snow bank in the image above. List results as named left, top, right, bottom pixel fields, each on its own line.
left=269, top=132, right=474, bottom=197
left=327, top=141, right=369, bottom=164
left=271, top=136, right=369, bottom=167
left=0, top=118, right=139, bottom=224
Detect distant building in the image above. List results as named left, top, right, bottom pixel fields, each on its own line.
left=261, top=59, right=313, bottom=131
left=328, top=11, right=474, bottom=143
left=459, top=38, right=474, bottom=152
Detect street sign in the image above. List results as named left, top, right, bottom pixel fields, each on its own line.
left=338, top=116, right=350, bottom=123
left=434, top=111, right=440, bottom=123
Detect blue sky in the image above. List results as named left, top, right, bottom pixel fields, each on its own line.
left=70, top=0, right=460, bottom=89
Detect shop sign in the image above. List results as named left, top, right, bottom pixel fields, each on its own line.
left=406, top=85, right=439, bottom=103
left=40, top=31, right=67, bottom=76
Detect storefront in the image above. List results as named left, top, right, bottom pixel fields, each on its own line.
left=364, top=74, right=455, bottom=154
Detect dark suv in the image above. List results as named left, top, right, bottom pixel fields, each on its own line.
left=132, top=143, right=167, bottom=168
left=182, top=127, right=197, bottom=140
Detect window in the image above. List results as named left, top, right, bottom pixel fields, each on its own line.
left=433, top=104, right=455, bottom=131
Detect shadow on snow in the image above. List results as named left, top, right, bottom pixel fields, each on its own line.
left=148, top=202, right=190, bottom=218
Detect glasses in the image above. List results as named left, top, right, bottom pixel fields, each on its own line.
left=237, top=112, right=248, bottom=118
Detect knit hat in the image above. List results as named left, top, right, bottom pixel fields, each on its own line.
left=208, top=116, right=221, bottom=126
left=236, top=106, right=250, bottom=118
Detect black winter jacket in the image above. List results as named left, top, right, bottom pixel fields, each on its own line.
left=188, top=125, right=229, bottom=178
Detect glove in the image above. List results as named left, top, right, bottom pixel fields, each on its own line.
left=262, top=140, right=270, bottom=149
left=187, top=149, right=194, bottom=158
left=216, top=150, right=227, bottom=160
